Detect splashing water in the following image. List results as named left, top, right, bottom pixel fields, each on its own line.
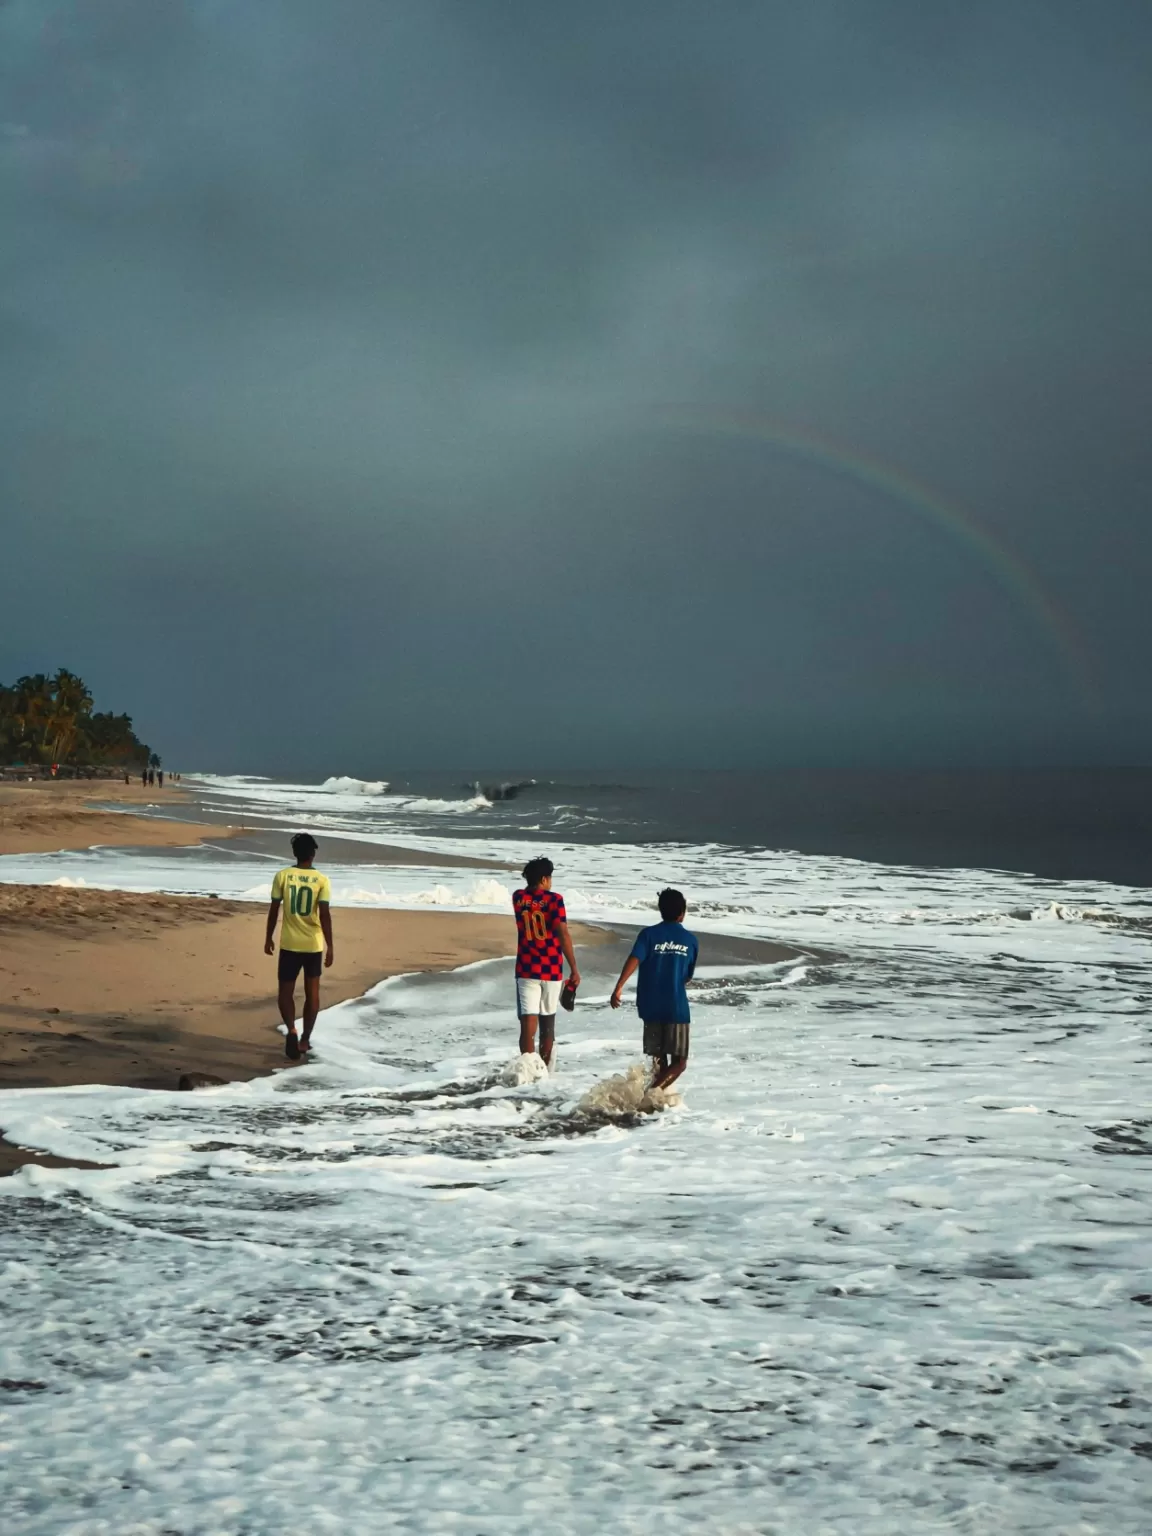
left=578, top=1062, right=683, bottom=1115
left=500, top=1051, right=551, bottom=1086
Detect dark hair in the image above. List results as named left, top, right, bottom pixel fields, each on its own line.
left=522, top=856, right=554, bottom=889
left=657, top=887, right=686, bottom=921
left=291, top=832, right=318, bottom=859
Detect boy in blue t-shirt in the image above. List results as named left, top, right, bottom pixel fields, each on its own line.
left=610, top=887, right=699, bottom=1091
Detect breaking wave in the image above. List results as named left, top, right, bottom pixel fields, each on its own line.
left=320, top=776, right=389, bottom=794
left=407, top=878, right=510, bottom=907
left=401, top=795, right=491, bottom=814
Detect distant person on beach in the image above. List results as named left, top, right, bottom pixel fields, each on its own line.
left=264, top=832, right=334, bottom=1060
left=610, top=888, right=698, bottom=1091
left=513, top=857, right=580, bottom=1068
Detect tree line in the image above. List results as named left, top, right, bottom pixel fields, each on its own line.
left=0, top=669, right=155, bottom=768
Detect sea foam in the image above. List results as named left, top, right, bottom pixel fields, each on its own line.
left=402, top=794, right=491, bottom=814
left=320, top=775, right=389, bottom=794
left=500, top=1052, right=550, bottom=1085
left=4, top=776, right=1152, bottom=1534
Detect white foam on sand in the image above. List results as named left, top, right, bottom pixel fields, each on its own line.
left=3, top=783, right=1152, bottom=1533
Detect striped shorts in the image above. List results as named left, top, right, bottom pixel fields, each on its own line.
left=643, top=1020, right=690, bottom=1058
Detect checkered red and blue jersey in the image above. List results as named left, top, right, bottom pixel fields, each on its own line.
left=513, top=887, right=567, bottom=980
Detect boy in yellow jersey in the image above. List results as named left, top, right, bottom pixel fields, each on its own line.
left=264, top=832, right=334, bottom=1059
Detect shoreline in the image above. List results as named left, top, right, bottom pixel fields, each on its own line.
left=0, top=1138, right=112, bottom=1178
left=0, top=885, right=602, bottom=1094
left=0, top=781, right=815, bottom=1179
left=0, top=884, right=614, bottom=1174
left=0, top=779, right=512, bottom=870
left=0, top=779, right=242, bottom=857
left=200, top=827, right=516, bottom=870
left=0, top=883, right=810, bottom=1177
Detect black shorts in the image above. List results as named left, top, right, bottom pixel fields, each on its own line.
left=278, top=949, right=323, bottom=983
left=643, top=1020, right=690, bottom=1058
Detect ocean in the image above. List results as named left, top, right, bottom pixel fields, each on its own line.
left=138, top=766, right=1152, bottom=885
left=2, top=771, right=1151, bottom=1533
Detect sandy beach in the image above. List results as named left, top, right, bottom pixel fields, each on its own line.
left=0, top=780, right=783, bottom=1179
left=0, top=778, right=512, bottom=868
left=0, top=881, right=613, bottom=1174
left=0, top=779, right=227, bottom=856
left=0, top=782, right=600, bottom=1173
left=0, top=882, right=531, bottom=1089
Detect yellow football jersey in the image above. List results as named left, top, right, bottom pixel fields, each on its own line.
left=271, top=866, right=331, bottom=952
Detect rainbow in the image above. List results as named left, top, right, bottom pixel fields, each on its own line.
left=662, top=409, right=1096, bottom=709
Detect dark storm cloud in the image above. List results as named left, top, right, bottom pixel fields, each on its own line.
left=2, top=0, right=1150, bottom=770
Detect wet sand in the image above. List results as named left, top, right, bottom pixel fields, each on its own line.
left=214, top=828, right=514, bottom=870
left=0, top=779, right=510, bottom=868
left=0, top=780, right=232, bottom=856
left=0, top=884, right=610, bottom=1172
left=0, top=885, right=558, bottom=1093
left=0, top=786, right=809, bottom=1177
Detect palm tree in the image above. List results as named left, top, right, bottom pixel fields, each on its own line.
left=0, top=685, right=17, bottom=759
left=87, top=712, right=141, bottom=763
left=12, top=675, right=53, bottom=759
left=53, top=669, right=93, bottom=717
left=1, top=669, right=152, bottom=769
left=44, top=669, right=94, bottom=765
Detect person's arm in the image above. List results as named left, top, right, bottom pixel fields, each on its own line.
left=556, top=921, right=580, bottom=989
left=319, top=901, right=334, bottom=968
left=609, top=953, right=639, bottom=1008
left=264, top=900, right=281, bottom=956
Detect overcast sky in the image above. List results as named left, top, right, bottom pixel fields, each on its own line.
left=2, top=0, right=1150, bottom=773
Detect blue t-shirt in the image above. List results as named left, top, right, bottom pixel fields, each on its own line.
left=630, top=921, right=699, bottom=1024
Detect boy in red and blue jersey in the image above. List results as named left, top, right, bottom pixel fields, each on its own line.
left=512, top=856, right=580, bottom=1067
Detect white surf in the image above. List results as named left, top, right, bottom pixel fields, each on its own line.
left=500, top=1051, right=550, bottom=1086
left=3, top=773, right=1152, bottom=1534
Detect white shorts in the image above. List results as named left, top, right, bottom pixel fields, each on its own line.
left=516, top=978, right=562, bottom=1017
